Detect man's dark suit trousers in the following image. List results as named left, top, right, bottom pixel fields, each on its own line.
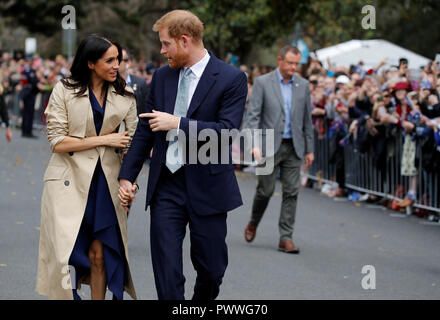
left=149, top=166, right=228, bottom=300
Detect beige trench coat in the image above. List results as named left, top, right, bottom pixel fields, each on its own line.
left=35, top=81, right=138, bottom=299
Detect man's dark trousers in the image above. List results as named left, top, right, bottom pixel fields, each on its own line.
left=150, top=166, right=228, bottom=300
left=21, top=91, right=36, bottom=136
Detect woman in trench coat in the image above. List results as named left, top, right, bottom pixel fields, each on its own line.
left=36, top=35, right=138, bottom=300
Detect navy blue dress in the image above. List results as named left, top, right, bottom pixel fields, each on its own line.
left=69, top=89, right=126, bottom=300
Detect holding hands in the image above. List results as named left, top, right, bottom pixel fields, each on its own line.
left=118, top=179, right=138, bottom=212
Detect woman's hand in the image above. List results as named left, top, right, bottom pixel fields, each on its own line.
left=118, top=179, right=137, bottom=212
left=102, top=131, right=130, bottom=148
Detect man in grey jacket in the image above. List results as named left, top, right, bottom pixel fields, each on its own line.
left=243, top=45, right=314, bottom=254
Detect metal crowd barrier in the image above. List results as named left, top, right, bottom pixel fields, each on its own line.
left=305, top=123, right=440, bottom=216
left=307, top=122, right=336, bottom=186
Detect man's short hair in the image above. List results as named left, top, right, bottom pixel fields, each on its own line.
left=122, top=48, right=131, bottom=60
left=146, top=62, right=157, bottom=75
left=399, top=58, right=408, bottom=65
left=153, top=10, right=204, bottom=43
left=279, top=45, right=301, bottom=59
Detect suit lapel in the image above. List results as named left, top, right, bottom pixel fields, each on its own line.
left=164, top=68, right=180, bottom=114
left=270, top=71, right=285, bottom=116
left=291, top=76, right=300, bottom=118
left=186, top=52, right=218, bottom=118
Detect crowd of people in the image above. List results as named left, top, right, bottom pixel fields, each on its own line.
left=0, top=49, right=159, bottom=138
left=296, top=56, right=439, bottom=212
left=235, top=56, right=440, bottom=214
left=0, top=51, right=69, bottom=138
left=1, top=46, right=440, bottom=213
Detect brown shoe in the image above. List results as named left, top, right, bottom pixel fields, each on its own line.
left=244, top=222, right=257, bottom=243
left=278, top=240, right=300, bottom=254
left=397, top=196, right=414, bottom=208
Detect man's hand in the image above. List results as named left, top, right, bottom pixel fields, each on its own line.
left=311, top=108, right=326, bottom=116
left=366, top=118, right=378, bottom=136
left=328, top=93, right=336, bottom=103
left=305, top=153, right=314, bottom=168
left=251, top=147, right=263, bottom=164
left=118, top=179, right=136, bottom=212
left=6, top=127, right=12, bottom=142
left=335, top=104, right=348, bottom=114
left=349, top=120, right=358, bottom=133
left=348, top=92, right=357, bottom=107
left=431, top=61, right=438, bottom=75
left=377, top=59, right=386, bottom=69
left=139, top=110, right=180, bottom=132
left=402, top=121, right=415, bottom=133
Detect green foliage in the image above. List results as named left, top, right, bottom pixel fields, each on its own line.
left=183, top=0, right=311, bottom=59
left=375, top=0, right=440, bottom=59
left=0, top=0, right=85, bottom=34
left=304, top=0, right=440, bottom=58
left=303, top=0, right=376, bottom=49
left=1, top=0, right=439, bottom=61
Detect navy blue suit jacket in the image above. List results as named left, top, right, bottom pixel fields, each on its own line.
left=118, top=52, right=248, bottom=215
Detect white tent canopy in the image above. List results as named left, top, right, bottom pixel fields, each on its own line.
left=315, top=39, right=431, bottom=71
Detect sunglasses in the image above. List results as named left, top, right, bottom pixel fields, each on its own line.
left=383, top=95, right=390, bottom=98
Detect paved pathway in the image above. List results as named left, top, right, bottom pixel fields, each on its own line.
left=1, top=128, right=439, bottom=299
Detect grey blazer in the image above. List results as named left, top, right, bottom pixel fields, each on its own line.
left=244, top=70, right=314, bottom=159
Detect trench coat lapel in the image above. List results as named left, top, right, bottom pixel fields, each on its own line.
left=101, top=86, right=130, bottom=136
left=71, top=87, right=97, bottom=138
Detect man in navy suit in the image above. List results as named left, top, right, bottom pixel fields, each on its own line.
left=118, top=10, right=247, bottom=300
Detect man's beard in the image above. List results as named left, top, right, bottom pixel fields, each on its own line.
left=167, top=43, right=189, bottom=69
